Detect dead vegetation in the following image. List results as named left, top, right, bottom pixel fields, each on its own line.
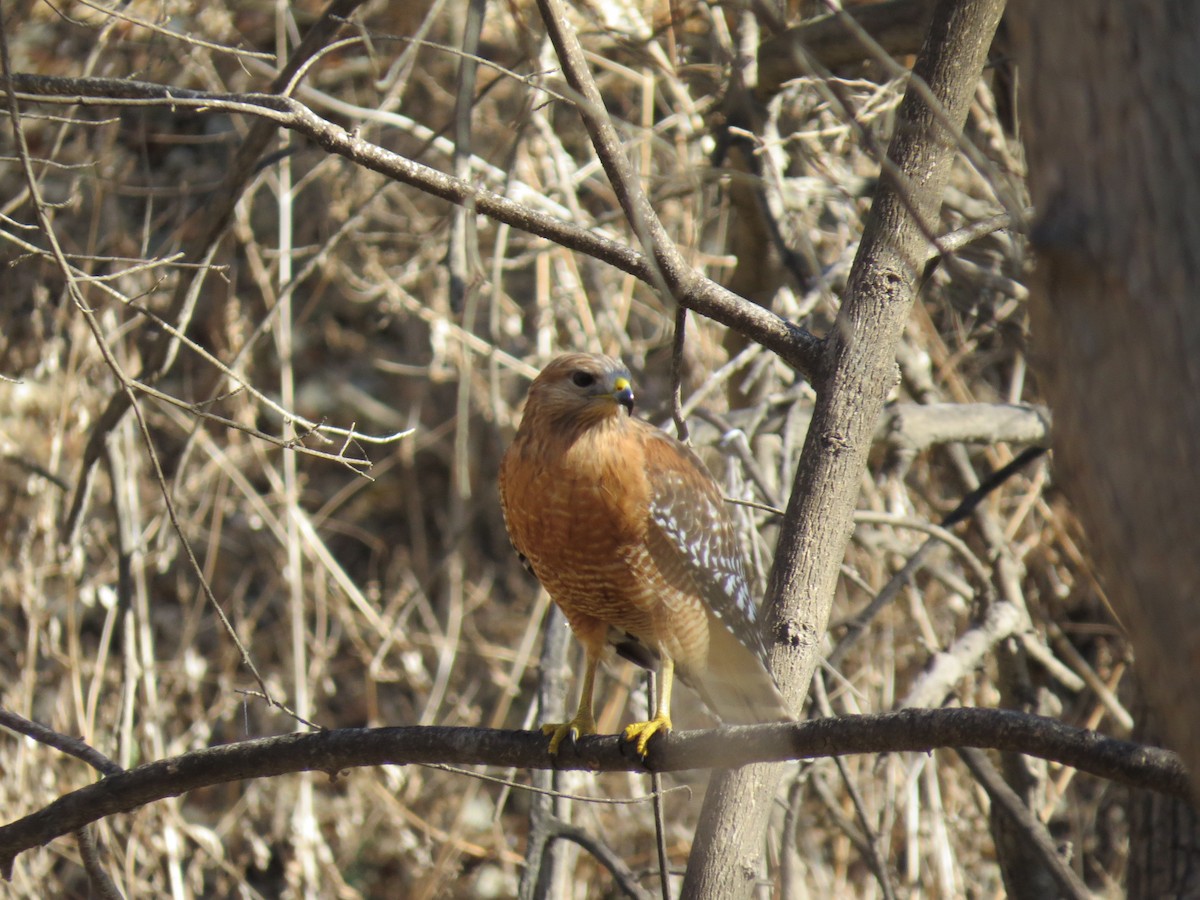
left=0, top=1, right=1135, bottom=897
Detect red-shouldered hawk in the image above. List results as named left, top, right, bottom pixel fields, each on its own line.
left=500, top=353, right=792, bottom=756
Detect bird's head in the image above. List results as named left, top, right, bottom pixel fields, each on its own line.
left=522, top=353, right=635, bottom=428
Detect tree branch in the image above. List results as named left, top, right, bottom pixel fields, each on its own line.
left=533, top=0, right=823, bottom=378
left=956, top=746, right=1091, bottom=900
left=877, top=402, right=1051, bottom=451
left=0, top=708, right=1186, bottom=878
left=683, top=0, right=1008, bottom=894
left=0, top=71, right=824, bottom=382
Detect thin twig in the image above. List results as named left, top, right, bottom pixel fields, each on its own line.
left=647, top=671, right=673, bottom=900
left=813, top=676, right=897, bottom=900
left=670, top=305, right=689, bottom=443
left=0, top=708, right=123, bottom=777
left=73, top=828, right=124, bottom=900
left=546, top=817, right=654, bottom=900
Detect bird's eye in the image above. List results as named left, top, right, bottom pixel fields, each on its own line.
left=571, top=371, right=596, bottom=388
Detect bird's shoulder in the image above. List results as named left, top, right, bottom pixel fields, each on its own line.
left=631, top=419, right=725, bottom=505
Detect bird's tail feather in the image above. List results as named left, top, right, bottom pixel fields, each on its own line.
left=683, top=621, right=792, bottom=725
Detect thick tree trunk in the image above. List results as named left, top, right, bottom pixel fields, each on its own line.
left=1008, top=3, right=1200, bottom=788
left=1126, top=681, right=1200, bottom=898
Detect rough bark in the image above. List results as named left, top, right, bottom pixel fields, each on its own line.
left=1007, top=3, right=1200, bottom=788
left=679, top=1, right=1007, bottom=895
left=1126, top=680, right=1200, bottom=898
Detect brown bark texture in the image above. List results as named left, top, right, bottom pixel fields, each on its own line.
left=1127, top=680, right=1200, bottom=898
left=1009, top=2, right=1200, bottom=788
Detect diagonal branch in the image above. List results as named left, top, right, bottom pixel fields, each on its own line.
left=1, top=72, right=823, bottom=383
left=957, top=746, right=1091, bottom=900
left=534, top=0, right=824, bottom=378
left=683, top=0, right=1009, bottom=894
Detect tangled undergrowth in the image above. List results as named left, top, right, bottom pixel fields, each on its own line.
left=0, top=2, right=1130, bottom=897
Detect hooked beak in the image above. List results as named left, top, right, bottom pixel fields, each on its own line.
left=612, top=376, right=635, bottom=414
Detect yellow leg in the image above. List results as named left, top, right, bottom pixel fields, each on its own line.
left=623, top=655, right=674, bottom=757
left=541, top=654, right=599, bottom=754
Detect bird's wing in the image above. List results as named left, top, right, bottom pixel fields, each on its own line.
left=638, top=426, right=769, bottom=660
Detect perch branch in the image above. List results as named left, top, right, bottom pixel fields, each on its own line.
left=0, top=708, right=1187, bottom=877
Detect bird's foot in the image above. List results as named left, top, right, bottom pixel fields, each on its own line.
left=541, top=712, right=597, bottom=755
left=623, top=713, right=672, bottom=757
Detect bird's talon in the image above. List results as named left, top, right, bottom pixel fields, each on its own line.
left=623, top=713, right=672, bottom=757
left=541, top=715, right=597, bottom=755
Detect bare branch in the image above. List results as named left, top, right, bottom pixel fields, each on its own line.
left=685, top=1, right=1008, bottom=893
left=0, top=709, right=1186, bottom=877
left=0, top=71, right=823, bottom=380
left=877, top=402, right=1051, bottom=451
left=957, top=746, right=1091, bottom=900
left=0, top=708, right=122, bottom=777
